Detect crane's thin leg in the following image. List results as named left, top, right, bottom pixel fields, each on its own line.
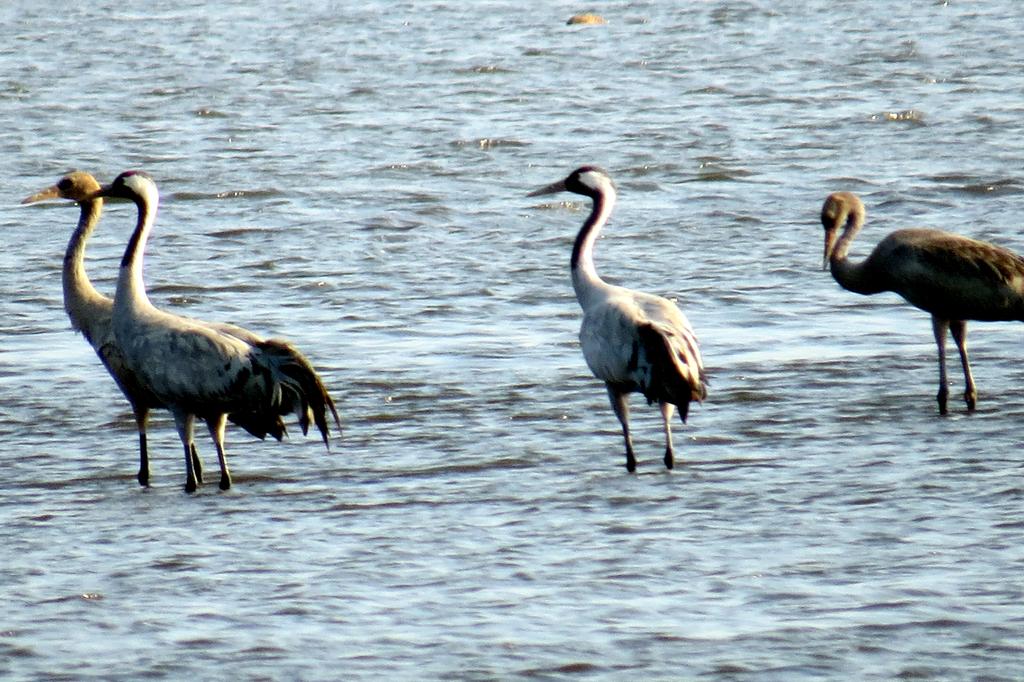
left=173, top=412, right=199, bottom=493
left=949, top=320, right=976, bottom=411
left=190, top=444, right=203, bottom=485
left=206, top=413, right=232, bottom=491
left=134, top=408, right=202, bottom=486
left=660, top=401, right=676, bottom=470
left=134, top=407, right=150, bottom=487
left=932, top=317, right=950, bottom=415
left=606, top=386, right=636, bottom=473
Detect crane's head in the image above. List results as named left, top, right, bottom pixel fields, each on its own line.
left=21, top=171, right=102, bottom=205
left=820, top=191, right=864, bottom=270
left=528, top=165, right=615, bottom=200
left=86, top=170, right=159, bottom=206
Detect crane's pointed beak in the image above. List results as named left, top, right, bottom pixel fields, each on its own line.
left=83, top=185, right=114, bottom=202
left=20, top=185, right=61, bottom=205
left=527, top=178, right=567, bottom=197
left=822, top=229, right=838, bottom=271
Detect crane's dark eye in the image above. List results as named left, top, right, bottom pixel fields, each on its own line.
left=58, top=178, right=72, bottom=191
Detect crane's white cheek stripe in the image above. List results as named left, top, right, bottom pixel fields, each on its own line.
left=578, top=171, right=608, bottom=193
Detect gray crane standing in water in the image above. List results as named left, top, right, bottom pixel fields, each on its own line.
left=821, top=191, right=1024, bottom=414
left=87, top=170, right=341, bottom=492
left=528, top=166, right=707, bottom=472
left=23, top=172, right=312, bottom=487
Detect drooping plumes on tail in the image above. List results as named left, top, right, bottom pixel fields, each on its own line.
left=636, top=321, right=708, bottom=422
left=253, top=339, right=341, bottom=446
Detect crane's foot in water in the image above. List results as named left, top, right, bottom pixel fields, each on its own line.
left=936, top=385, right=949, bottom=416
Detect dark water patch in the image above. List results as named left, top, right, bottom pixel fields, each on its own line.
left=690, top=164, right=755, bottom=183
left=193, top=107, right=230, bottom=118
left=326, top=497, right=450, bottom=513
left=724, top=389, right=779, bottom=404
left=305, top=105, right=353, bottom=117
left=681, top=455, right=780, bottom=471
left=2, top=302, right=53, bottom=319
left=359, top=215, right=425, bottom=233
left=685, top=84, right=732, bottom=96
left=176, top=637, right=223, bottom=650
left=207, top=226, right=274, bottom=239
left=240, top=644, right=290, bottom=656
left=238, top=258, right=279, bottom=271
left=624, top=180, right=662, bottom=193
left=0, top=640, right=37, bottom=659
left=703, top=209, right=762, bottom=224
left=171, top=188, right=285, bottom=202
left=822, top=176, right=878, bottom=189
left=868, top=110, right=926, bottom=125
left=400, top=455, right=537, bottom=478
left=145, top=86, right=204, bottom=98
left=160, top=294, right=199, bottom=308
left=926, top=172, right=977, bottom=184
left=947, top=179, right=1023, bottom=197
left=619, top=162, right=685, bottom=177
left=451, top=137, right=529, bottom=150
left=36, top=592, right=104, bottom=605
left=964, top=640, right=1024, bottom=655
left=148, top=282, right=262, bottom=295
left=453, top=64, right=515, bottom=75
left=704, top=662, right=754, bottom=675
left=518, top=661, right=605, bottom=677
left=19, top=470, right=133, bottom=491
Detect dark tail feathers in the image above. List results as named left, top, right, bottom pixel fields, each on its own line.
left=637, top=322, right=707, bottom=419
left=256, top=339, right=341, bottom=448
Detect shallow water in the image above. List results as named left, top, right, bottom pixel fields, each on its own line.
left=2, top=1, right=1024, bottom=679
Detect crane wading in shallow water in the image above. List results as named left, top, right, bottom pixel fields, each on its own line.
left=822, top=191, right=1024, bottom=414
left=528, top=166, right=707, bottom=472
left=22, top=172, right=296, bottom=487
left=87, top=170, right=341, bottom=492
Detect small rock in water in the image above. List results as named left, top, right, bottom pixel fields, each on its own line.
left=567, top=13, right=607, bottom=25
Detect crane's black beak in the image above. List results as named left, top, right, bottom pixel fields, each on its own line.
left=527, top=178, right=567, bottom=197
left=83, top=187, right=107, bottom=202
left=83, top=185, right=127, bottom=203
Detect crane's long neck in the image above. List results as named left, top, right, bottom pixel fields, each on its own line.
left=115, top=192, right=157, bottom=316
left=571, top=188, right=615, bottom=308
left=828, top=208, right=885, bottom=296
left=63, top=199, right=110, bottom=338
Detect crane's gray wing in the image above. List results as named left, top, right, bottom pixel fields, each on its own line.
left=883, top=230, right=1024, bottom=320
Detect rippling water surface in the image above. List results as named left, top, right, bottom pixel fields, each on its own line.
left=2, top=1, right=1024, bottom=679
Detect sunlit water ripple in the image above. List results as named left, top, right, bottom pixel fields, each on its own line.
left=2, top=1, right=1024, bottom=679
